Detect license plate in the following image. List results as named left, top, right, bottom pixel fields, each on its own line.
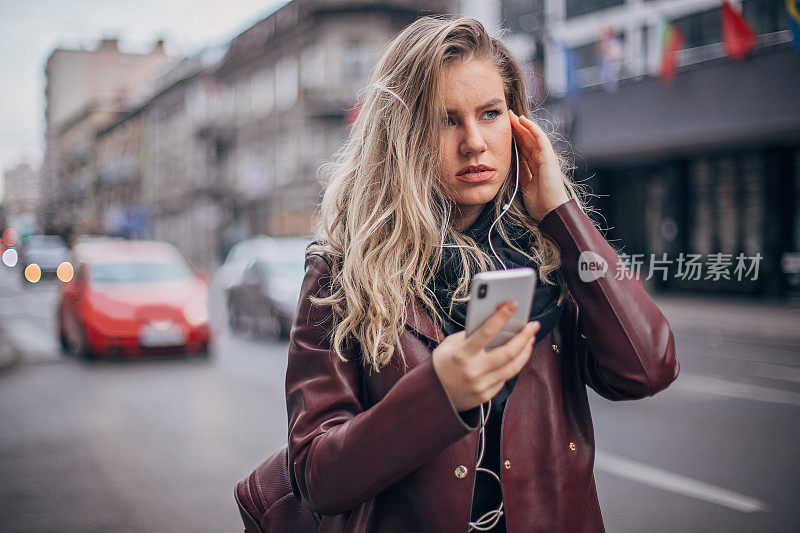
left=139, top=321, right=187, bottom=347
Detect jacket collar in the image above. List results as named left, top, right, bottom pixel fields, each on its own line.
left=405, top=299, right=446, bottom=344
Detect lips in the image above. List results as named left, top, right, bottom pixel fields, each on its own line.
left=456, top=164, right=496, bottom=183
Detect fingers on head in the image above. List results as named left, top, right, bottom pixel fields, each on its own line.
left=520, top=116, right=551, bottom=146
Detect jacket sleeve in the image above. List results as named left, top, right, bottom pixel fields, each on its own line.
left=285, top=253, right=479, bottom=515
left=538, top=199, right=680, bottom=400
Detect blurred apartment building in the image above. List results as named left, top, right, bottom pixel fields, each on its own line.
left=208, top=0, right=450, bottom=254
left=96, top=47, right=228, bottom=271
left=41, top=0, right=451, bottom=271
left=2, top=163, right=41, bottom=232
left=530, top=0, right=800, bottom=297
left=42, top=38, right=171, bottom=239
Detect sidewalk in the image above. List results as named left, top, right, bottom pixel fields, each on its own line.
left=0, top=322, right=21, bottom=374
left=654, top=293, right=800, bottom=346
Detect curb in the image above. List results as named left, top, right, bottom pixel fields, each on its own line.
left=654, top=295, right=800, bottom=347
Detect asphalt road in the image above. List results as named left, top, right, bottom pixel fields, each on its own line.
left=0, top=266, right=798, bottom=532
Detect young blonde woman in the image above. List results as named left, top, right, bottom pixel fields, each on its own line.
left=285, top=16, right=679, bottom=532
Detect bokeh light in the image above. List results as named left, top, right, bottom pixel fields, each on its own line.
left=24, top=263, right=41, bottom=283
left=2, top=228, right=17, bottom=247
left=2, top=248, right=18, bottom=267
left=57, top=261, right=74, bottom=282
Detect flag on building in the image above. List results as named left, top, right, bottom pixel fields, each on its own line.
left=658, top=20, right=683, bottom=83
left=788, top=0, right=800, bottom=53
left=721, top=0, right=756, bottom=59
left=595, top=27, right=623, bottom=92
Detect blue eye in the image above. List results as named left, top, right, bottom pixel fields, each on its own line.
left=483, top=109, right=501, bottom=120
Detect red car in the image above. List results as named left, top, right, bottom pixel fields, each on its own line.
left=57, top=239, right=211, bottom=360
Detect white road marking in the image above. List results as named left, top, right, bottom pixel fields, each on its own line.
left=595, top=451, right=768, bottom=513
left=751, top=362, right=800, bottom=384
left=4, top=318, right=60, bottom=361
left=672, top=373, right=800, bottom=407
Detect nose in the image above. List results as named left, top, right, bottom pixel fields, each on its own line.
left=459, top=120, right=487, bottom=156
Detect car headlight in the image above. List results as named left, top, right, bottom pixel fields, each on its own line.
left=183, top=296, right=209, bottom=326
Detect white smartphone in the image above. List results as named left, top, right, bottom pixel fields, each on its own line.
left=464, top=267, right=537, bottom=350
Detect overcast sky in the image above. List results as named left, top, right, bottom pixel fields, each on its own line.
left=0, top=0, right=290, bottom=199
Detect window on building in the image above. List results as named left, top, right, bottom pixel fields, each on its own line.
left=221, top=83, right=235, bottom=115
left=275, top=135, right=296, bottom=185
left=641, top=24, right=649, bottom=64
left=342, top=40, right=372, bottom=88
left=566, top=0, right=623, bottom=19
left=262, top=142, right=276, bottom=189
left=644, top=174, right=668, bottom=255
left=250, top=69, right=274, bottom=114
left=235, top=77, right=251, bottom=116
left=236, top=145, right=268, bottom=196
left=274, top=57, right=298, bottom=109
left=674, top=7, right=722, bottom=49
left=569, top=31, right=625, bottom=78
left=717, top=156, right=739, bottom=255
left=690, top=159, right=714, bottom=255
left=741, top=152, right=764, bottom=256
left=301, top=44, right=326, bottom=89
left=303, top=127, right=325, bottom=178
left=571, top=42, right=597, bottom=70
left=743, top=0, right=789, bottom=35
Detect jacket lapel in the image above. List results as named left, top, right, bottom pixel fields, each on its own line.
left=405, top=298, right=446, bottom=344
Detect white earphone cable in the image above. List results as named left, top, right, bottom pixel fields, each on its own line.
left=468, top=138, right=520, bottom=532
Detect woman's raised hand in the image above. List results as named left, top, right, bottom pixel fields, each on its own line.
left=508, top=109, right=570, bottom=221
left=432, top=300, right=540, bottom=412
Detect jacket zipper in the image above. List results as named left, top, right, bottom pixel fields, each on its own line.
left=499, top=384, right=511, bottom=527
left=467, top=407, right=480, bottom=531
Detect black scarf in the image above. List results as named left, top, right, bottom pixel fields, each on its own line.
left=427, top=198, right=565, bottom=532
left=427, top=198, right=564, bottom=346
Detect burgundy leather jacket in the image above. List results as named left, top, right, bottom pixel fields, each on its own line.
left=286, top=199, right=679, bottom=532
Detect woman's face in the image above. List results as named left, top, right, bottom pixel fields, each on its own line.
left=438, top=58, right=512, bottom=231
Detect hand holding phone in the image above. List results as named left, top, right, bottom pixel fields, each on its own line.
left=431, top=268, right=540, bottom=412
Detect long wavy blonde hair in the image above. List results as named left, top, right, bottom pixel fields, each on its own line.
left=308, top=16, right=586, bottom=371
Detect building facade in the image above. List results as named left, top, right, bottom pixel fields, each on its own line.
left=213, top=0, right=451, bottom=243
left=42, top=38, right=171, bottom=239
left=95, top=103, right=147, bottom=239
left=55, top=104, right=123, bottom=237
left=2, top=163, right=41, bottom=234
left=537, top=0, right=799, bottom=297
left=140, top=49, right=227, bottom=271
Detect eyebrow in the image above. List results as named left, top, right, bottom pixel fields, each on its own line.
left=445, top=98, right=505, bottom=115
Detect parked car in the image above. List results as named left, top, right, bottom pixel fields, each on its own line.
left=18, top=234, right=72, bottom=285
left=226, top=237, right=310, bottom=339
left=57, top=239, right=211, bottom=360
left=214, top=236, right=278, bottom=292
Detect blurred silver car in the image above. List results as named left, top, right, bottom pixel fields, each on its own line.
left=214, top=236, right=278, bottom=292
left=18, top=234, right=73, bottom=285
left=224, top=237, right=310, bottom=339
